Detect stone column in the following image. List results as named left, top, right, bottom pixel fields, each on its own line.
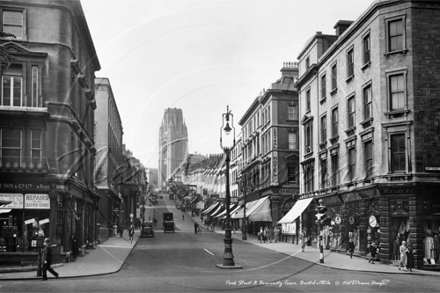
left=48, top=190, right=58, bottom=242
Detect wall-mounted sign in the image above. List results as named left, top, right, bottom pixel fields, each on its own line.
left=25, top=194, right=50, bottom=209
left=425, top=167, right=440, bottom=172
left=369, top=215, right=377, bottom=228
left=0, top=193, right=23, bottom=209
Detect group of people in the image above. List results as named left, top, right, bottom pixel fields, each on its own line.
left=398, top=240, right=415, bottom=272
left=258, top=225, right=280, bottom=243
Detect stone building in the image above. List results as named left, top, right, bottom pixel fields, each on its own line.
left=295, top=0, right=440, bottom=269
left=94, top=77, right=124, bottom=241
left=0, top=0, right=100, bottom=258
left=158, top=108, right=188, bottom=188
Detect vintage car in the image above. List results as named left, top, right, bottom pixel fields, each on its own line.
left=163, top=212, right=175, bottom=233
left=141, top=221, right=154, bottom=237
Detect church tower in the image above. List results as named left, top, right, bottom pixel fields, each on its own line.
left=158, top=108, right=188, bottom=188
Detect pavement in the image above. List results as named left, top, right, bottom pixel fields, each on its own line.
left=1, top=196, right=440, bottom=280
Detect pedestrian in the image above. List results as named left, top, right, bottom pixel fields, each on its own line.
left=194, top=222, right=199, bottom=234
left=368, top=241, right=377, bottom=264
left=129, top=225, right=134, bottom=243
left=258, top=227, right=263, bottom=243
left=274, top=226, right=280, bottom=243
left=41, top=238, right=59, bottom=280
left=119, top=225, right=123, bottom=237
left=398, top=241, right=408, bottom=271
left=182, top=214, right=185, bottom=221
left=406, top=242, right=415, bottom=272
left=153, top=218, right=158, bottom=227
left=348, top=236, right=355, bottom=259
left=268, top=226, right=274, bottom=243
left=300, top=229, right=307, bottom=252
left=71, top=235, right=79, bottom=260
left=263, top=226, right=268, bottom=243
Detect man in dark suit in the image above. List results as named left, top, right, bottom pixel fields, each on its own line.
left=41, top=238, right=59, bottom=280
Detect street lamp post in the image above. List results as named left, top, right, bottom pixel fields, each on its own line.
left=216, top=106, right=242, bottom=269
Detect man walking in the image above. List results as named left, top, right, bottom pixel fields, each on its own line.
left=41, top=238, right=59, bottom=280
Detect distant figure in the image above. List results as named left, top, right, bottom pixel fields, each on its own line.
left=119, top=225, right=123, bottom=237
left=406, top=242, right=415, bottom=272
left=71, top=235, right=79, bottom=259
left=348, top=236, right=355, bottom=259
left=41, top=238, right=59, bottom=280
left=194, top=223, right=199, bottom=234
left=369, top=241, right=377, bottom=264
left=153, top=218, right=158, bottom=227
left=182, top=214, right=185, bottom=221
left=129, top=225, right=134, bottom=243
left=300, top=229, right=308, bottom=252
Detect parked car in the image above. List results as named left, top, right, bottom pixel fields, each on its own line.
left=141, top=221, right=154, bottom=237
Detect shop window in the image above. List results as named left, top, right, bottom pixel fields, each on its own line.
left=1, top=128, right=22, bottom=167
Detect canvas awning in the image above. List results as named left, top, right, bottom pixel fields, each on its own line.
left=277, top=198, right=313, bottom=224
left=202, top=202, right=219, bottom=214
left=0, top=209, right=11, bottom=214
left=247, top=196, right=272, bottom=222
left=210, top=204, right=224, bottom=217
left=231, top=200, right=258, bottom=219
left=215, top=203, right=238, bottom=218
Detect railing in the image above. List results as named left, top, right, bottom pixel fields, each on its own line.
left=0, top=156, right=47, bottom=171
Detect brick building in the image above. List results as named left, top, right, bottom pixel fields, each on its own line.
left=295, top=0, right=440, bottom=269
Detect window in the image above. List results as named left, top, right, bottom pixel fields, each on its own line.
left=305, top=56, right=310, bottom=70
left=331, top=107, right=338, bottom=137
left=364, top=140, right=373, bottom=178
left=288, top=132, right=297, bottom=150
left=288, top=163, right=298, bottom=183
left=288, top=105, right=298, bottom=120
left=331, top=154, right=339, bottom=186
left=348, top=147, right=356, bottom=181
left=321, top=74, right=326, bottom=99
left=347, top=96, right=355, bottom=128
left=320, top=115, right=327, bottom=143
left=363, top=85, right=372, bottom=119
left=390, top=133, right=406, bottom=172
left=2, top=10, right=23, bottom=39
left=31, top=129, right=42, bottom=164
left=347, top=48, right=354, bottom=78
left=389, top=73, right=405, bottom=111
left=306, top=89, right=311, bottom=112
left=31, top=66, right=39, bottom=107
left=331, top=63, right=337, bottom=91
left=304, top=162, right=314, bottom=192
left=304, top=121, right=313, bottom=153
left=388, top=19, right=404, bottom=52
left=1, top=128, right=22, bottom=166
left=1, top=64, right=23, bottom=107
left=320, top=159, right=327, bottom=189
left=363, top=33, right=371, bottom=64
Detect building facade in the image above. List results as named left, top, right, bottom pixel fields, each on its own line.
left=94, top=77, right=124, bottom=241
left=296, top=0, right=440, bottom=269
left=0, top=0, right=100, bottom=256
left=158, top=108, right=188, bottom=188
left=239, top=63, right=300, bottom=229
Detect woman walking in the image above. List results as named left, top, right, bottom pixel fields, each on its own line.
left=348, top=236, right=355, bottom=259
left=300, top=229, right=307, bottom=252
left=406, top=242, right=415, bottom=272
left=368, top=241, right=377, bottom=264
left=398, top=241, right=408, bottom=271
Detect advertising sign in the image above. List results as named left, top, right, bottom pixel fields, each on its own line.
left=0, top=194, right=24, bottom=209
left=25, top=194, right=50, bottom=209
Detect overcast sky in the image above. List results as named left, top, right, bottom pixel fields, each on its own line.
left=81, top=0, right=373, bottom=169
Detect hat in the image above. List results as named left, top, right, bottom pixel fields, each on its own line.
left=44, top=238, right=51, bottom=242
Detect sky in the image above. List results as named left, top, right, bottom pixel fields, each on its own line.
left=81, top=0, right=373, bottom=169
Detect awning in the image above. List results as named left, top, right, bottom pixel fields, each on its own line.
left=231, top=200, right=258, bottom=219
left=0, top=209, right=12, bottom=214
left=202, top=202, right=219, bottom=214
left=247, top=196, right=272, bottom=222
left=215, top=203, right=237, bottom=218
left=210, top=205, right=224, bottom=217
left=277, top=198, right=313, bottom=224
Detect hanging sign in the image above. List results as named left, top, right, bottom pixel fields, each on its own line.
left=334, top=215, right=342, bottom=225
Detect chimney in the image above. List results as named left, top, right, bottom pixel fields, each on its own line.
left=334, top=20, right=354, bottom=37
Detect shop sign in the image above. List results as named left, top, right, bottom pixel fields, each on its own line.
left=369, top=215, right=378, bottom=227
left=425, top=166, right=440, bottom=172
left=0, top=193, right=23, bottom=209
left=24, top=194, right=50, bottom=209
left=322, top=196, right=341, bottom=206
left=279, top=189, right=299, bottom=195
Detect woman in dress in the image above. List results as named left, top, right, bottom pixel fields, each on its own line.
left=398, top=241, right=408, bottom=271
